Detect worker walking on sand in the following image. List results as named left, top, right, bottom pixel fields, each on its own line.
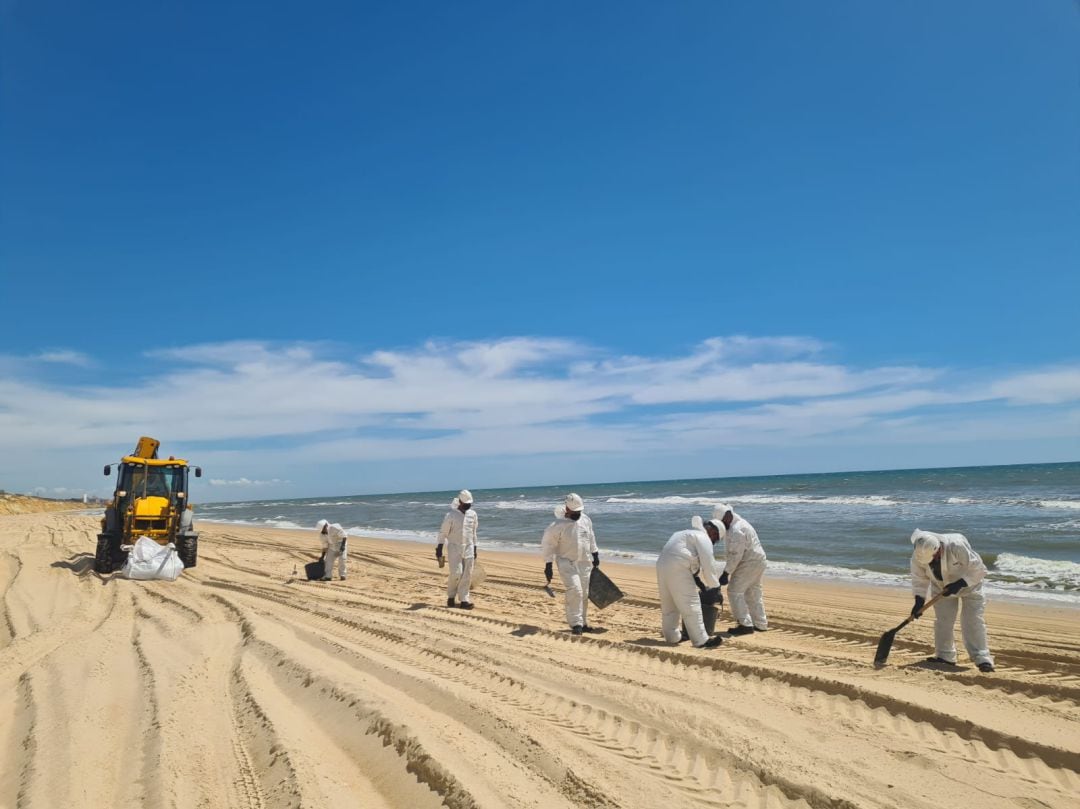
left=714, top=503, right=768, bottom=635
left=542, top=493, right=600, bottom=635
left=316, top=519, right=348, bottom=581
left=656, top=516, right=725, bottom=648
left=436, top=490, right=479, bottom=609
left=909, top=529, right=995, bottom=672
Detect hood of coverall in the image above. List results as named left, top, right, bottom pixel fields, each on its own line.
left=911, top=529, right=942, bottom=564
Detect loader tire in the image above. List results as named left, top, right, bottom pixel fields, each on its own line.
left=177, top=534, right=198, bottom=569
left=94, top=534, right=114, bottom=574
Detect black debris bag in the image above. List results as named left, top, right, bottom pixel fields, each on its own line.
left=588, top=567, right=624, bottom=609
left=305, top=556, right=326, bottom=581
left=682, top=593, right=719, bottom=637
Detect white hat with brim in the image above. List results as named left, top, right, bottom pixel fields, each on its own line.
left=555, top=493, right=585, bottom=518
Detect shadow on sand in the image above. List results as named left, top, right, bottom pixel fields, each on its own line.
left=510, top=624, right=542, bottom=637
left=50, top=553, right=96, bottom=576
left=902, top=659, right=972, bottom=673
left=50, top=553, right=122, bottom=584
left=624, top=637, right=674, bottom=648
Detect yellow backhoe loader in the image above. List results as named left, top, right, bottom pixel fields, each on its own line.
left=94, top=437, right=203, bottom=574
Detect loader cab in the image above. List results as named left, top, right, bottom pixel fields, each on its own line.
left=107, top=460, right=203, bottom=505
left=119, top=461, right=185, bottom=500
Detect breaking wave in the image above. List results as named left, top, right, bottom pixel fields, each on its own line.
left=991, top=553, right=1080, bottom=590
left=492, top=500, right=563, bottom=511
left=1037, top=500, right=1080, bottom=511
left=605, top=494, right=901, bottom=508
left=200, top=517, right=308, bottom=531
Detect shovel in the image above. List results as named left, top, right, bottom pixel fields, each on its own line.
left=874, top=592, right=945, bottom=667
left=543, top=583, right=555, bottom=598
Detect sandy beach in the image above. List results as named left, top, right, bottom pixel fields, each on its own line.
left=1, top=512, right=1077, bottom=809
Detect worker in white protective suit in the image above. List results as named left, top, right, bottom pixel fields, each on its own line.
left=541, top=493, right=600, bottom=636
left=910, top=529, right=995, bottom=672
left=315, top=519, right=348, bottom=581
left=436, top=490, right=479, bottom=609
left=656, top=516, right=725, bottom=648
left=714, top=503, right=768, bottom=635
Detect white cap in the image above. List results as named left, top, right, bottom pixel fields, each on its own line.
left=911, top=529, right=941, bottom=564
left=713, top=503, right=732, bottom=520
left=458, top=489, right=473, bottom=504
left=564, top=492, right=585, bottom=512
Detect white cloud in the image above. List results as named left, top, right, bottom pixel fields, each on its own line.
left=36, top=350, right=94, bottom=367
left=990, top=367, right=1080, bottom=405
left=208, top=478, right=287, bottom=487
left=0, top=336, right=1077, bottom=496
left=31, top=486, right=89, bottom=497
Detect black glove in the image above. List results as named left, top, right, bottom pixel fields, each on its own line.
left=701, top=587, right=722, bottom=606
left=544, top=562, right=553, bottom=583
left=910, top=595, right=926, bottom=619
left=435, top=544, right=443, bottom=561
left=719, top=570, right=729, bottom=587
left=592, top=552, right=600, bottom=568
left=692, top=574, right=706, bottom=592
left=942, top=578, right=968, bottom=597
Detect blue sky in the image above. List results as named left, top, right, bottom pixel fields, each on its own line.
left=2, top=1, right=1078, bottom=501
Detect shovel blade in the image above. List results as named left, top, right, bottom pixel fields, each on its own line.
left=543, top=585, right=555, bottom=598
left=874, top=627, right=898, bottom=667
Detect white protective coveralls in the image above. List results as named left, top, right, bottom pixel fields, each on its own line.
left=438, top=497, right=479, bottom=603
left=910, top=529, right=993, bottom=666
left=656, top=517, right=721, bottom=647
left=316, top=519, right=348, bottom=579
left=715, top=505, right=768, bottom=630
left=541, top=507, right=599, bottom=629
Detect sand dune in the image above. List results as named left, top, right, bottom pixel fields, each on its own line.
left=0, top=493, right=89, bottom=515
left=1, top=514, right=1077, bottom=808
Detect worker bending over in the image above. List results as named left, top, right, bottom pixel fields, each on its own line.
left=910, top=529, right=995, bottom=672
left=656, top=516, right=725, bottom=648
left=316, top=519, right=348, bottom=581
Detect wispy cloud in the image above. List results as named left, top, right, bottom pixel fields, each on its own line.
left=1, top=336, right=1077, bottom=495
left=35, top=350, right=94, bottom=367
left=990, top=368, right=1080, bottom=405
left=208, top=478, right=288, bottom=487
left=31, top=486, right=89, bottom=497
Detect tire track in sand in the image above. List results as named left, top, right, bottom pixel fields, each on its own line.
left=225, top=578, right=1080, bottom=781
left=210, top=581, right=851, bottom=809
left=213, top=591, right=632, bottom=809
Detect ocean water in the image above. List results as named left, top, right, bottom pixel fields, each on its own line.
left=195, top=462, right=1080, bottom=605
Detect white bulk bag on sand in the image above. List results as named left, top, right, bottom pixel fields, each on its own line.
left=122, top=536, right=185, bottom=581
